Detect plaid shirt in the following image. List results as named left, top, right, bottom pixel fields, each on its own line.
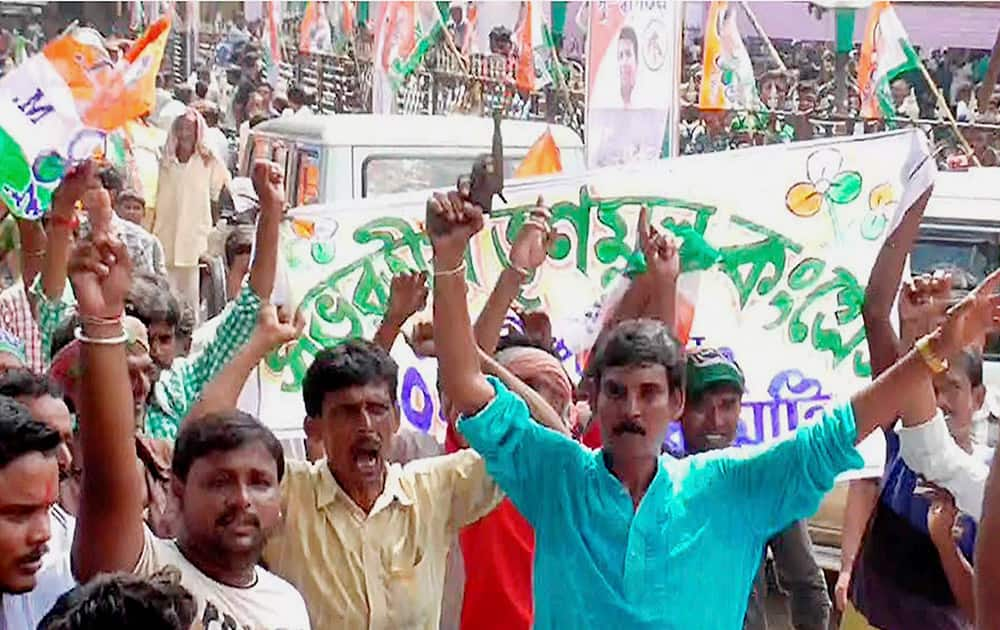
left=30, top=278, right=74, bottom=365
left=146, top=285, right=261, bottom=439
left=33, top=281, right=262, bottom=440
left=0, top=282, right=43, bottom=372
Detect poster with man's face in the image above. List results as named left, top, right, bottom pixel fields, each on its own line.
left=586, top=1, right=680, bottom=168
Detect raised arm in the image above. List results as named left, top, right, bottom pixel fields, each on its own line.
left=15, top=217, right=46, bottom=291
left=38, top=162, right=96, bottom=304
left=633, top=206, right=680, bottom=327
left=473, top=198, right=552, bottom=354
left=185, top=305, right=301, bottom=422
left=70, top=185, right=145, bottom=582
left=861, top=188, right=931, bottom=377
left=373, top=271, right=428, bottom=352
left=727, top=269, right=1000, bottom=537
left=146, top=161, right=283, bottom=438
left=430, top=186, right=584, bottom=525
left=428, top=186, right=498, bottom=415
left=851, top=268, right=1000, bottom=444
left=588, top=206, right=679, bottom=361
left=246, top=160, right=283, bottom=300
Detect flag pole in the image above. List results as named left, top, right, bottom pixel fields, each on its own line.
left=437, top=19, right=470, bottom=74
left=739, top=1, right=787, bottom=73
left=913, top=57, right=981, bottom=166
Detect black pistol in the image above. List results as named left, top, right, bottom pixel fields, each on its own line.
left=466, top=109, right=507, bottom=213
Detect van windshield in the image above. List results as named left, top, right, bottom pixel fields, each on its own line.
left=912, top=238, right=997, bottom=284
left=362, top=155, right=521, bottom=197
left=914, top=228, right=1000, bottom=358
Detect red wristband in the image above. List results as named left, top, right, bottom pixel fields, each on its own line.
left=49, top=213, right=79, bottom=231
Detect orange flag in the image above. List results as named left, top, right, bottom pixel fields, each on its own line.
left=515, top=129, right=562, bottom=177
left=82, top=17, right=171, bottom=130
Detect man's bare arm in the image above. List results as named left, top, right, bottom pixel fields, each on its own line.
left=373, top=271, right=428, bottom=352
left=429, top=188, right=495, bottom=416
left=15, top=218, right=45, bottom=290
left=852, top=268, right=1000, bottom=443
left=36, top=162, right=98, bottom=307
left=474, top=200, right=552, bottom=354
left=71, top=187, right=146, bottom=582
left=861, top=189, right=931, bottom=377
left=186, top=305, right=301, bottom=423
left=247, top=161, right=284, bottom=300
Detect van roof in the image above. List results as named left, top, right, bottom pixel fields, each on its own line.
left=251, top=114, right=583, bottom=149
left=925, top=169, right=1000, bottom=225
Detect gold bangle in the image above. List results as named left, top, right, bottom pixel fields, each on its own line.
left=23, top=249, right=45, bottom=257
left=916, top=335, right=949, bottom=374
left=433, top=260, right=466, bottom=278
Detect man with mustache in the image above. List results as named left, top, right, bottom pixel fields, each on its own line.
left=258, top=337, right=504, bottom=628
left=671, top=349, right=831, bottom=630
left=0, top=396, right=63, bottom=627
left=66, top=167, right=311, bottom=629
left=428, top=184, right=1000, bottom=628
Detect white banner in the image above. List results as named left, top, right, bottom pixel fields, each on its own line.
left=586, top=1, right=682, bottom=167
left=252, top=130, right=936, bottom=476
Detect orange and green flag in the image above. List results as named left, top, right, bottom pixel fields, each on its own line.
left=0, top=18, right=169, bottom=219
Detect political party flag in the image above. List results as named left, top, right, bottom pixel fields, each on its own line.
left=514, top=129, right=562, bottom=177
left=699, top=1, right=760, bottom=111
left=0, top=19, right=170, bottom=220
left=300, top=1, right=333, bottom=53
left=858, top=1, right=919, bottom=119
left=514, top=0, right=553, bottom=93
left=263, top=0, right=283, bottom=86
left=372, top=1, right=443, bottom=114
left=462, top=2, right=478, bottom=54
left=340, top=0, right=355, bottom=38
left=87, top=16, right=170, bottom=128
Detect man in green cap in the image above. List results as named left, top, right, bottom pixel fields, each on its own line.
left=674, top=347, right=831, bottom=630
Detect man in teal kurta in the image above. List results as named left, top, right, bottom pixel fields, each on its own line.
left=425, top=186, right=991, bottom=629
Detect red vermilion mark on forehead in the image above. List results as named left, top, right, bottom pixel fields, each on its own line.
left=43, top=475, right=58, bottom=504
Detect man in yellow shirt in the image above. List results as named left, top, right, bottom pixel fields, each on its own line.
left=261, top=340, right=504, bottom=628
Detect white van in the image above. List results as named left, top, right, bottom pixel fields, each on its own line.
left=238, top=114, right=586, bottom=205
left=915, top=169, right=1000, bottom=382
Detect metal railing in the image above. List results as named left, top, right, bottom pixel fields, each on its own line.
left=678, top=105, right=1000, bottom=169
left=174, top=29, right=586, bottom=138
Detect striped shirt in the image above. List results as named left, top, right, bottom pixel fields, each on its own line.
left=0, top=282, right=42, bottom=372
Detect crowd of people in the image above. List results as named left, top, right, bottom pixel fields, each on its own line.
left=0, top=8, right=998, bottom=630
left=678, top=36, right=1000, bottom=168
left=1, top=143, right=1000, bottom=629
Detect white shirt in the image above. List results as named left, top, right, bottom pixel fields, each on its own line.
left=204, top=126, right=231, bottom=169
left=1, top=507, right=77, bottom=629
left=134, top=527, right=311, bottom=629
left=898, top=409, right=991, bottom=521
